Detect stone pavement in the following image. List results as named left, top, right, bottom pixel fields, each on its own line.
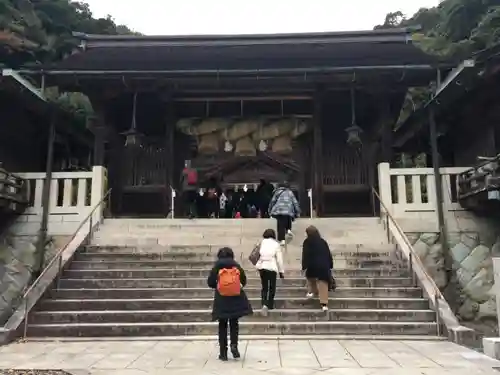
left=0, top=339, right=500, bottom=375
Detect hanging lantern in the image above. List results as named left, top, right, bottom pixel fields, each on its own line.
left=224, top=140, right=233, bottom=152
left=346, top=124, right=363, bottom=146
left=346, top=88, right=363, bottom=146
left=123, top=92, right=144, bottom=147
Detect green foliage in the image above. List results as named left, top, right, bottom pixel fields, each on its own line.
left=1, top=0, right=137, bottom=66
left=377, top=0, right=500, bottom=128
left=377, top=0, right=500, bottom=58
left=0, top=1, right=138, bottom=118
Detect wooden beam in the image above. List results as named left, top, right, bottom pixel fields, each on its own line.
left=173, top=95, right=312, bottom=102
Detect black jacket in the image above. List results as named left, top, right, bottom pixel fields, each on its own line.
left=301, top=235, right=334, bottom=282
left=207, top=258, right=253, bottom=321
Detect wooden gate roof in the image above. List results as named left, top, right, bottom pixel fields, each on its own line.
left=21, top=28, right=455, bottom=90
left=48, top=28, right=442, bottom=70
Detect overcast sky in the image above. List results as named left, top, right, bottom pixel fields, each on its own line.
left=84, top=0, right=440, bottom=35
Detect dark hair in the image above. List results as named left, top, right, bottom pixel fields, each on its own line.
left=279, top=180, right=290, bottom=188
left=217, top=247, right=234, bottom=259
left=305, top=225, right=320, bottom=238
left=262, top=228, right=276, bottom=239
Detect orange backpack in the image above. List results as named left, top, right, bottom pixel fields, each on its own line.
left=217, top=267, right=241, bottom=296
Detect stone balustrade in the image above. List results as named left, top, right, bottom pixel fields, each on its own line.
left=12, top=166, right=107, bottom=235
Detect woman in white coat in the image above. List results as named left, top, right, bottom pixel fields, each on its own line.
left=255, top=229, right=285, bottom=315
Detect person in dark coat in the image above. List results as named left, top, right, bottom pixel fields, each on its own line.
left=301, top=225, right=333, bottom=312
left=256, top=179, right=274, bottom=218
left=207, top=247, right=253, bottom=361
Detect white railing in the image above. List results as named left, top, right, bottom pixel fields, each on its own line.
left=13, top=166, right=107, bottom=235
left=378, top=163, right=470, bottom=217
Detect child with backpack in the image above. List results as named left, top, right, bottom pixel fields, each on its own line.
left=207, top=247, right=253, bottom=361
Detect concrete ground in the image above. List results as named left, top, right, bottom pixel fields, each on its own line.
left=0, top=339, right=500, bottom=375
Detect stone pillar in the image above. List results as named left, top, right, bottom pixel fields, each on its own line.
left=494, top=257, right=500, bottom=334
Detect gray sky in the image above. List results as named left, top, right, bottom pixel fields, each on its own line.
left=84, top=0, right=440, bottom=35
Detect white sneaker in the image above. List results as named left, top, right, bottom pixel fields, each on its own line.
left=321, top=305, right=329, bottom=312
left=306, top=293, right=314, bottom=299
left=261, top=305, right=269, bottom=317
left=280, top=240, right=285, bottom=246
left=287, top=230, right=294, bottom=238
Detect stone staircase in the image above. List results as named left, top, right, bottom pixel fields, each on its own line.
left=26, top=218, right=442, bottom=339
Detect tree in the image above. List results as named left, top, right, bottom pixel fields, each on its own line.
left=378, top=0, right=500, bottom=58
left=0, top=1, right=138, bottom=118
left=374, top=11, right=406, bottom=29
left=377, top=0, right=500, bottom=129
left=0, top=0, right=137, bottom=66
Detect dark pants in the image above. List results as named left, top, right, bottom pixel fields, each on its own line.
left=258, top=200, right=270, bottom=218
left=275, top=214, right=292, bottom=241
left=218, top=318, right=239, bottom=350
left=207, top=197, right=219, bottom=218
left=259, top=269, right=277, bottom=309
left=183, top=190, right=197, bottom=218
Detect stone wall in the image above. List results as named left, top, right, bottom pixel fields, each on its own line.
left=407, top=230, right=499, bottom=334
left=0, top=234, right=68, bottom=324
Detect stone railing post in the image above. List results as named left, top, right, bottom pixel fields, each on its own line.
left=377, top=162, right=393, bottom=215
left=90, top=166, right=107, bottom=227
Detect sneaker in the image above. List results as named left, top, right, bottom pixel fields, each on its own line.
left=280, top=240, right=285, bottom=246
left=261, top=305, right=269, bottom=317
left=321, top=305, right=329, bottom=312
left=287, top=229, right=294, bottom=238
left=306, top=293, right=314, bottom=299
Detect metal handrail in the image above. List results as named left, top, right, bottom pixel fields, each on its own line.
left=21, top=188, right=112, bottom=338
left=371, top=188, right=443, bottom=336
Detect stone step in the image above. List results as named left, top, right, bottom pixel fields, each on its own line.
left=23, top=334, right=448, bottom=342
left=91, top=237, right=388, bottom=247
left=51, top=287, right=422, bottom=299
left=39, top=297, right=429, bottom=311
left=58, top=276, right=415, bottom=289
left=93, top=230, right=387, bottom=238
left=77, top=250, right=396, bottom=260
left=29, top=308, right=436, bottom=324
left=26, top=321, right=438, bottom=337
left=83, top=244, right=395, bottom=254
left=69, top=259, right=403, bottom=270
left=99, top=218, right=382, bottom=228
left=63, top=268, right=408, bottom=279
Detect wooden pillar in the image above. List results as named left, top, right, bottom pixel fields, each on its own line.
left=380, top=98, right=393, bottom=164
left=370, top=95, right=394, bottom=216
left=92, top=125, right=107, bottom=166
left=86, top=96, right=111, bottom=167
left=312, top=88, right=324, bottom=217
left=164, top=93, right=176, bottom=216
left=87, top=92, right=116, bottom=213
left=33, top=108, right=57, bottom=279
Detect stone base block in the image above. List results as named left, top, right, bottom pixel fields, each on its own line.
left=483, top=337, right=500, bottom=360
